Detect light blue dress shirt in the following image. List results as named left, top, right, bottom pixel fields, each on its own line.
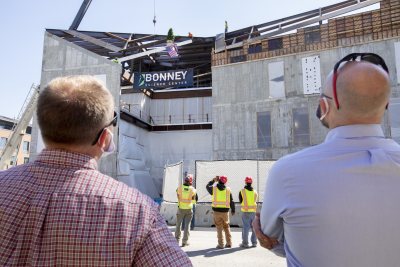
left=261, top=124, right=400, bottom=267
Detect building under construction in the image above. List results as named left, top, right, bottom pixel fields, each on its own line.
left=28, top=0, right=400, bottom=225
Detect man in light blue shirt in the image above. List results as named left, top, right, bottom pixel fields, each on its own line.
left=256, top=53, right=400, bottom=266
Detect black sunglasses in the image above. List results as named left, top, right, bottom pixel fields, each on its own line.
left=91, top=111, right=118, bottom=145
left=332, top=53, right=389, bottom=109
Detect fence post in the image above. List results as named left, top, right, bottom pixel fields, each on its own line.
left=257, top=160, right=260, bottom=204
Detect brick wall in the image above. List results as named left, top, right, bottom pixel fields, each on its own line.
left=212, top=0, right=400, bottom=66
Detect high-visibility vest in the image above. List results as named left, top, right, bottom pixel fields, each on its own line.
left=241, top=189, right=257, bottom=212
left=177, top=185, right=194, bottom=209
left=211, top=186, right=231, bottom=208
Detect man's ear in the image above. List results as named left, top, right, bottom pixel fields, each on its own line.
left=319, top=97, right=329, bottom=114
left=97, top=129, right=108, bottom=150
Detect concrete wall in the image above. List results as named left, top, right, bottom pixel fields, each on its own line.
left=120, top=91, right=213, bottom=190
left=117, top=115, right=213, bottom=196
left=31, top=32, right=121, bottom=178
left=212, top=37, right=400, bottom=160
left=148, top=129, right=213, bottom=178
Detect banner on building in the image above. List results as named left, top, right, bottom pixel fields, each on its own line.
left=133, top=69, right=193, bottom=89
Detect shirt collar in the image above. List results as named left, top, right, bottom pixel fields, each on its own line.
left=325, top=124, right=385, bottom=142
left=36, top=148, right=98, bottom=170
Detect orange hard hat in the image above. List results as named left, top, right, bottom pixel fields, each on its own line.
left=245, top=176, right=253, bottom=184
left=219, top=176, right=228, bottom=184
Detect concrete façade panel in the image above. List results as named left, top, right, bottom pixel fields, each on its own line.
left=30, top=32, right=121, bottom=178
left=212, top=37, right=400, bottom=160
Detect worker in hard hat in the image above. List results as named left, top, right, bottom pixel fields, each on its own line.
left=206, top=175, right=235, bottom=249
left=175, top=174, right=197, bottom=247
left=239, top=176, right=258, bottom=248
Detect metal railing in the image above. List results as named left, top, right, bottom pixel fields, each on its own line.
left=121, top=104, right=211, bottom=125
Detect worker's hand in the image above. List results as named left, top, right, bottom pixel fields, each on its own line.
left=213, top=176, right=219, bottom=183
left=252, top=212, right=279, bottom=250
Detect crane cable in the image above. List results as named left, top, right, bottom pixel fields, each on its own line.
left=153, top=0, right=157, bottom=35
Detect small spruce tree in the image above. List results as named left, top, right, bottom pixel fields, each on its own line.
left=167, top=28, right=174, bottom=42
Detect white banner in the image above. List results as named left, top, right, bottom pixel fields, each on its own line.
left=163, top=161, right=183, bottom=202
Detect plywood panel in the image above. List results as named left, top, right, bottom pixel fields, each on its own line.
left=302, top=55, right=321, bottom=95
left=268, top=61, right=285, bottom=98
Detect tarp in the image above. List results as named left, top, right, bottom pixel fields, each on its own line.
left=162, top=161, right=183, bottom=202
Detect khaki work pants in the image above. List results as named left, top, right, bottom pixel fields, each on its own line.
left=213, top=211, right=232, bottom=247
left=175, top=208, right=193, bottom=244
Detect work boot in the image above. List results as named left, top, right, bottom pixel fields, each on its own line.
left=182, top=242, right=190, bottom=247
left=216, top=245, right=224, bottom=249
left=225, top=244, right=232, bottom=248
left=239, top=243, right=250, bottom=248
left=251, top=243, right=257, bottom=247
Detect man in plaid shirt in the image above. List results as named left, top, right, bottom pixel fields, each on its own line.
left=0, top=75, right=192, bottom=266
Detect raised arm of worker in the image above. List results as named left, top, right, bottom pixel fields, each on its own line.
left=206, top=176, right=219, bottom=195
left=258, top=159, right=287, bottom=257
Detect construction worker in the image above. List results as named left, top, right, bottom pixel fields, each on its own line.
left=206, top=175, right=235, bottom=249
left=238, top=176, right=258, bottom=248
left=175, top=174, right=197, bottom=247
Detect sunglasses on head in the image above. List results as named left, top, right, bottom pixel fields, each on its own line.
left=332, top=53, right=389, bottom=109
left=91, top=111, right=118, bottom=145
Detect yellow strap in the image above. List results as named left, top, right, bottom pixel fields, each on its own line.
left=225, top=188, right=230, bottom=207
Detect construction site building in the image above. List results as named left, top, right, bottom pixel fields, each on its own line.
left=28, top=0, right=400, bottom=225
left=0, top=116, right=31, bottom=169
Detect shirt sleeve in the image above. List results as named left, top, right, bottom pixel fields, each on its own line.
left=238, top=191, right=243, bottom=203
left=133, top=206, right=192, bottom=266
left=229, top=193, right=235, bottom=213
left=206, top=180, right=214, bottom=195
left=260, top=160, right=288, bottom=257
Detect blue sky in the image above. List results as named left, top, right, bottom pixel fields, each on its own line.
left=1, top=0, right=370, bottom=118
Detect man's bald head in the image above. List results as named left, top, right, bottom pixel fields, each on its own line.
left=333, top=61, right=390, bottom=123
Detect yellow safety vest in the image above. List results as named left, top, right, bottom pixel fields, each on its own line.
left=241, top=189, right=257, bottom=212
left=211, top=186, right=231, bottom=208
left=177, top=185, right=194, bottom=209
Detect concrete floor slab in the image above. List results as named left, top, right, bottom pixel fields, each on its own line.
left=172, top=227, right=286, bottom=267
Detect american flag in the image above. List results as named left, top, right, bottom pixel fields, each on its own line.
left=166, top=44, right=179, bottom=58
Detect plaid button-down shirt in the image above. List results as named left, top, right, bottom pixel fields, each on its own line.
left=0, top=149, right=192, bottom=267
